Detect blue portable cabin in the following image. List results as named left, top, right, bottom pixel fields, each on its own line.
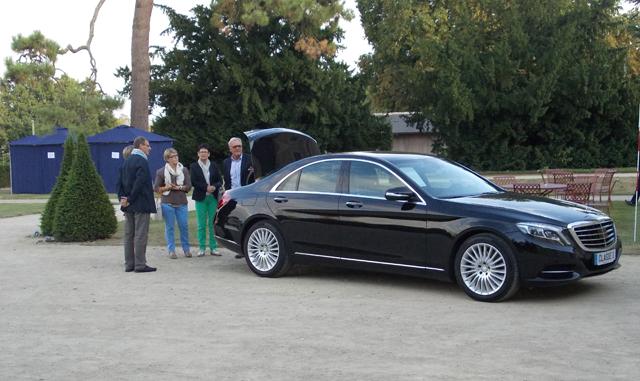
left=87, top=125, right=173, bottom=193
left=9, top=127, right=69, bottom=194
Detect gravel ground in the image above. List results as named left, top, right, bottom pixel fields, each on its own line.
left=1, top=214, right=639, bottom=381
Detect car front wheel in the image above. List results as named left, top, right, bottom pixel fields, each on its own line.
left=243, top=220, right=291, bottom=277
left=454, top=233, right=519, bottom=302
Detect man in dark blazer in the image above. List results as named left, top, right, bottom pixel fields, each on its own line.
left=223, top=137, right=254, bottom=258
left=223, top=137, right=254, bottom=191
left=119, top=136, right=157, bottom=273
left=190, top=144, right=223, bottom=257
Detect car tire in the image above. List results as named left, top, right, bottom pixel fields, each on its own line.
left=243, top=220, right=291, bottom=277
left=454, top=233, right=519, bottom=302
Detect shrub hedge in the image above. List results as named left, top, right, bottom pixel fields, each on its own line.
left=53, top=134, right=117, bottom=241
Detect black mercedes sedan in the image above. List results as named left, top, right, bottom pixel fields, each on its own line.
left=215, top=128, right=621, bottom=302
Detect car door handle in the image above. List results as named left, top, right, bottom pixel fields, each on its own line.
left=345, top=201, right=363, bottom=208
left=273, top=196, right=288, bottom=203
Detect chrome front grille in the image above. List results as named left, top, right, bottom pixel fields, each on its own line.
left=568, top=219, right=617, bottom=252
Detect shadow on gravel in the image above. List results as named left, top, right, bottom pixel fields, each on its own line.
left=285, top=265, right=460, bottom=295
left=282, top=265, right=611, bottom=303
left=514, top=281, right=605, bottom=302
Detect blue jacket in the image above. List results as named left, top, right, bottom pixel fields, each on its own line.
left=119, top=154, right=156, bottom=213
left=223, top=154, right=254, bottom=190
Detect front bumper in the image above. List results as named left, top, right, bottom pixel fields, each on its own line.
left=508, top=231, right=622, bottom=287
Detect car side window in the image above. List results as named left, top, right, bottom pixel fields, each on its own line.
left=276, top=171, right=300, bottom=191
left=296, top=161, right=342, bottom=193
left=349, top=161, right=403, bottom=198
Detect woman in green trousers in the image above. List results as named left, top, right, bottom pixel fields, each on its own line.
left=189, top=144, right=223, bottom=256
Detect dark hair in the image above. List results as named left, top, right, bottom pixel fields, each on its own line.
left=197, top=143, right=210, bottom=153
left=133, top=136, right=148, bottom=148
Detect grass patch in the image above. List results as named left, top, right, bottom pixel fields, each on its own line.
left=609, top=201, right=640, bottom=255
left=86, top=210, right=202, bottom=248
left=0, top=189, right=50, bottom=199
left=0, top=189, right=121, bottom=201
left=0, top=203, right=45, bottom=218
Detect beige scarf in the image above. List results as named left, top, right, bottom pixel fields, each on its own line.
left=163, top=162, right=184, bottom=196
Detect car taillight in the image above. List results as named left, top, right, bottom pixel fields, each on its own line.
left=217, top=191, right=231, bottom=210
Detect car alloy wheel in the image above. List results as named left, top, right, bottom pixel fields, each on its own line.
left=455, top=233, right=519, bottom=302
left=460, top=243, right=506, bottom=296
left=243, top=221, right=291, bottom=277
left=247, top=227, right=280, bottom=272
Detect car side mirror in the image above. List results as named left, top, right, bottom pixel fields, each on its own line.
left=385, top=187, right=416, bottom=202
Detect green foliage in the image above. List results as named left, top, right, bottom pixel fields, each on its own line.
left=0, top=31, right=122, bottom=163
left=53, top=134, right=117, bottom=242
left=0, top=163, right=8, bottom=188
left=40, top=136, right=75, bottom=236
left=360, top=0, right=640, bottom=170
left=141, top=4, right=389, bottom=163
left=211, top=0, right=352, bottom=59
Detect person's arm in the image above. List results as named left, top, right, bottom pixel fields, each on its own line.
left=181, top=168, right=192, bottom=193
left=116, top=166, right=126, bottom=199
left=211, top=164, right=223, bottom=190
left=127, top=161, right=148, bottom=204
left=222, top=158, right=230, bottom=190
left=153, top=169, right=165, bottom=194
left=190, top=163, right=207, bottom=192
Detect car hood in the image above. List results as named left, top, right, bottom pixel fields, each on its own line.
left=244, top=128, right=320, bottom=179
left=448, top=192, right=608, bottom=225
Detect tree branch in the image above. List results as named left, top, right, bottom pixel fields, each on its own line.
left=58, top=0, right=107, bottom=92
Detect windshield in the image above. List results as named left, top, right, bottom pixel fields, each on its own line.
left=386, top=156, right=500, bottom=198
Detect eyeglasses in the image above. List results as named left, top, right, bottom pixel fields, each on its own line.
left=231, top=145, right=242, bottom=149
left=168, top=154, right=178, bottom=158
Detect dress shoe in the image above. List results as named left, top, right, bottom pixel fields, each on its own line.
left=125, top=268, right=134, bottom=272
left=234, top=253, right=244, bottom=259
left=134, top=265, right=157, bottom=273
left=626, top=199, right=636, bottom=206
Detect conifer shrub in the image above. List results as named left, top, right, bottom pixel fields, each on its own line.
left=40, top=135, right=75, bottom=236
left=53, top=134, right=117, bottom=241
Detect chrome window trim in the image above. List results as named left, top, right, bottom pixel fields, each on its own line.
left=567, top=217, right=617, bottom=252
left=269, top=157, right=427, bottom=205
left=294, top=252, right=445, bottom=272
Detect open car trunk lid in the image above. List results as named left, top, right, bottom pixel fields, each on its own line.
left=244, top=128, right=320, bottom=180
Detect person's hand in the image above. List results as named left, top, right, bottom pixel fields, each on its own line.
left=207, top=185, right=215, bottom=193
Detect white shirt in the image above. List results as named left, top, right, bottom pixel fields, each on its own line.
left=230, top=155, right=242, bottom=189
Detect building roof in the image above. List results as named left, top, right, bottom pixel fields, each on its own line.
left=10, top=126, right=69, bottom=146
left=374, top=112, right=434, bottom=135
left=87, top=124, right=174, bottom=143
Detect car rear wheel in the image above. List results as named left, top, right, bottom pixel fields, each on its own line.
left=454, top=233, right=519, bottom=302
left=243, top=221, right=291, bottom=277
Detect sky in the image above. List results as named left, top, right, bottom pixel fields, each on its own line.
left=0, top=0, right=372, bottom=119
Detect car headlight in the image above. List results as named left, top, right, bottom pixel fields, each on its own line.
left=516, top=222, right=571, bottom=246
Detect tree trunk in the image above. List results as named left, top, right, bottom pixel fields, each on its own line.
left=130, top=0, right=153, bottom=130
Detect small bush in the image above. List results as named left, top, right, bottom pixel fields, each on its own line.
left=0, top=163, right=9, bottom=188
left=40, top=136, right=75, bottom=236
left=53, top=134, right=117, bottom=241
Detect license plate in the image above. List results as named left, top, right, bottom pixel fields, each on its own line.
left=594, top=249, right=616, bottom=266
